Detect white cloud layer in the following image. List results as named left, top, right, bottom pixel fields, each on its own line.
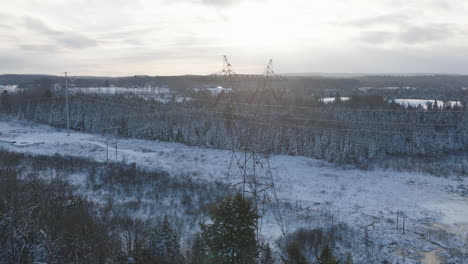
left=0, top=0, right=467, bottom=75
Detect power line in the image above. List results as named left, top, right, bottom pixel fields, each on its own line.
left=21, top=93, right=466, bottom=129
left=69, top=99, right=465, bottom=134
left=20, top=93, right=468, bottom=137
left=217, top=101, right=467, bottom=113
left=55, top=93, right=468, bottom=137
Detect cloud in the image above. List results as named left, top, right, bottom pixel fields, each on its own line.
left=359, top=31, right=392, bottom=44
left=17, top=44, right=58, bottom=52
left=200, top=0, right=238, bottom=6
left=397, top=24, right=456, bottom=44
left=24, top=16, right=61, bottom=36
left=358, top=23, right=458, bottom=45
left=57, top=34, right=98, bottom=49
left=162, top=0, right=242, bottom=7
left=0, top=11, right=12, bottom=22
left=433, top=0, right=452, bottom=10
left=22, top=16, right=98, bottom=49
left=389, top=0, right=454, bottom=10
left=0, top=48, right=97, bottom=74
left=0, top=23, right=11, bottom=29
left=0, top=54, right=25, bottom=70
left=350, top=13, right=410, bottom=28
left=102, top=26, right=161, bottom=39
left=1, top=0, right=467, bottom=75
left=98, top=26, right=161, bottom=47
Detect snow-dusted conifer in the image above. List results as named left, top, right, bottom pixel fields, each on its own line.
left=148, top=216, right=183, bottom=263
left=201, top=193, right=258, bottom=264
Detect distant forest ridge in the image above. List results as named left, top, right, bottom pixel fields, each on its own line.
left=283, top=72, right=468, bottom=77
left=3, top=74, right=468, bottom=92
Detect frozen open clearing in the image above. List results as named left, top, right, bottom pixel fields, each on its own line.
left=0, top=119, right=467, bottom=263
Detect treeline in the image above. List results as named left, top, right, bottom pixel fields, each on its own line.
left=2, top=91, right=467, bottom=170
left=357, top=75, right=468, bottom=90
left=5, top=73, right=468, bottom=99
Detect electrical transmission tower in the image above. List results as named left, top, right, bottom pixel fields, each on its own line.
left=102, top=126, right=121, bottom=165
left=64, top=72, right=70, bottom=136
left=210, top=56, right=287, bottom=236
left=262, top=59, right=287, bottom=103
left=206, top=55, right=240, bottom=106
left=221, top=55, right=236, bottom=76
left=250, top=59, right=288, bottom=114
left=63, top=73, right=78, bottom=136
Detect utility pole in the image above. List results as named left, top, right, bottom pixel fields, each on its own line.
left=115, top=136, right=118, bottom=160
left=397, top=211, right=399, bottom=231
left=64, top=72, right=70, bottom=136
left=106, top=137, right=109, bottom=165
left=403, top=216, right=406, bottom=234
left=103, top=126, right=121, bottom=164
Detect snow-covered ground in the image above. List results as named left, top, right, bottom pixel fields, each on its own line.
left=0, top=119, right=467, bottom=263
left=0, top=85, right=17, bottom=93
left=321, top=97, right=351, bottom=103
left=321, top=96, right=464, bottom=110
left=68, top=86, right=170, bottom=95
left=357, top=86, right=417, bottom=91
left=60, top=86, right=191, bottom=103
left=193, top=86, right=233, bottom=95
left=394, top=99, right=462, bottom=109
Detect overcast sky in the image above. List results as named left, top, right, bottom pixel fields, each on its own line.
left=0, top=0, right=467, bottom=76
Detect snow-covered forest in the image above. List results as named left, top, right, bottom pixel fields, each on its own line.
left=2, top=84, right=467, bottom=174
left=1, top=146, right=466, bottom=264
left=1, top=74, right=468, bottom=264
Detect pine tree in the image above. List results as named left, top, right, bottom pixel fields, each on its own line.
left=201, top=193, right=258, bottom=264
left=1, top=90, right=12, bottom=114
left=148, top=216, right=183, bottom=263
left=344, top=252, right=353, bottom=264
left=188, top=233, right=209, bottom=264
left=284, top=241, right=309, bottom=264
left=260, top=243, right=275, bottom=264
left=317, top=245, right=338, bottom=264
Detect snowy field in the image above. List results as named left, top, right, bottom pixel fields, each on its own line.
left=321, top=96, right=464, bottom=109
left=394, top=99, right=462, bottom=109
left=357, top=87, right=417, bottom=92
left=321, top=97, right=351, bottom=103
left=193, top=86, right=233, bottom=95
left=59, top=86, right=191, bottom=103
left=0, top=85, right=17, bottom=93
left=0, top=119, right=467, bottom=263
left=68, top=86, right=170, bottom=95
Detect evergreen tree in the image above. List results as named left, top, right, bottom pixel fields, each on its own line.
left=344, top=252, right=353, bottom=264
left=334, top=92, right=341, bottom=103
left=201, top=193, right=258, bottom=264
left=317, top=245, right=338, bottom=264
left=188, top=234, right=209, bottom=264
left=284, top=241, right=309, bottom=264
left=260, top=243, right=275, bottom=264
left=148, top=216, right=183, bottom=263
left=0, top=90, right=11, bottom=113
left=433, top=100, right=439, bottom=110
